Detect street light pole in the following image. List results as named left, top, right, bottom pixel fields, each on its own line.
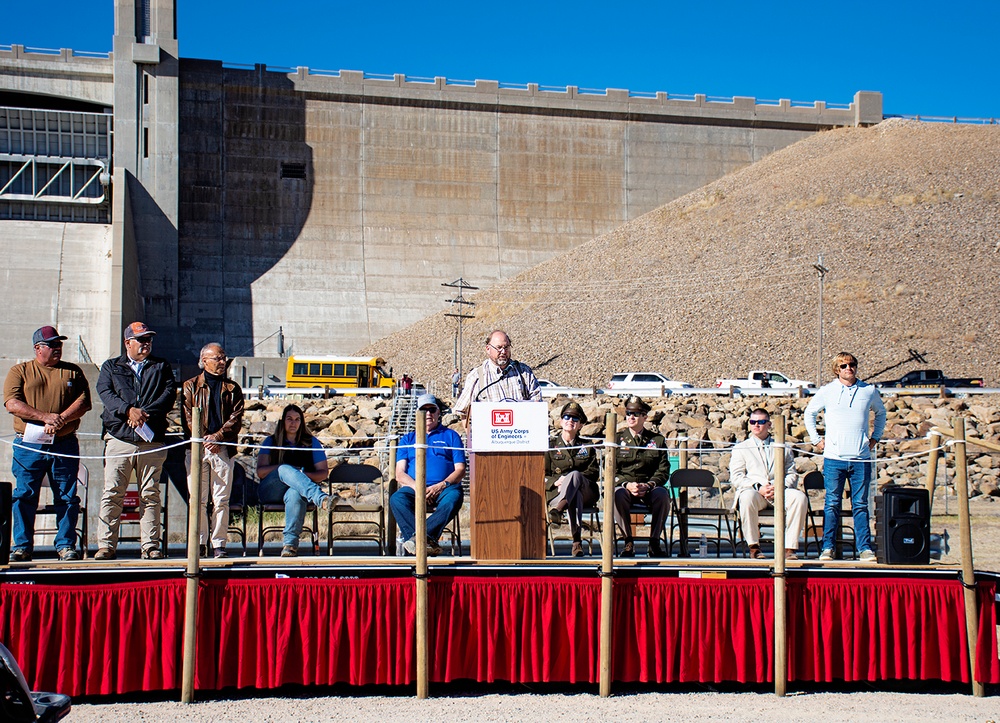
left=812, top=255, right=829, bottom=387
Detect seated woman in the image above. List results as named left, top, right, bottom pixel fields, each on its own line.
left=545, top=401, right=599, bottom=557
left=255, top=404, right=331, bottom=557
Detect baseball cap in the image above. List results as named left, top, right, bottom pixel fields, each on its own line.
left=416, top=393, right=440, bottom=411
left=32, top=326, right=68, bottom=345
left=124, top=322, right=157, bottom=340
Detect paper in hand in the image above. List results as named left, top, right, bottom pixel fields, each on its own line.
left=23, top=422, right=55, bottom=445
left=136, top=422, right=155, bottom=442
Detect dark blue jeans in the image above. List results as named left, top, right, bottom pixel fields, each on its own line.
left=11, top=434, right=80, bottom=552
left=389, top=483, right=464, bottom=542
left=258, top=465, right=328, bottom=547
left=822, top=457, right=872, bottom=553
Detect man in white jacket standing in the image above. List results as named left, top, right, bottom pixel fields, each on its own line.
left=730, top=408, right=808, bottom=560
left=805, top=352, right=886, bottom=562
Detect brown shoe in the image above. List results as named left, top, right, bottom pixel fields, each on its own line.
left=94, top=548, right=116, bottom=561
left=141, top=548, right=165, bottom=560
left=280, top=545, right=298, bottom=558
left=571, top=541, right=584, bottom=558
left=749, top=544, right=766, bottom=560
left=785, top=549, right=798, bottom=560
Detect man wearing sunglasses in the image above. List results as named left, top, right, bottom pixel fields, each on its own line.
left=95, top=322, right=177, bottom=560
left=805, top=352, right=886, bottom=563
left=729, top=409, right=808, bottom=560
left=613, top=396, right=672, bottom=558
left=545, top=401, right=599, bottom=557
left=4, top=326, right=92, bottom=561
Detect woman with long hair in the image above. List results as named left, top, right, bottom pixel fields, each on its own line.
left=256, top=404, right=331, bottom=556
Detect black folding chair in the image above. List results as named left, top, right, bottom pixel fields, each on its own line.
left=803, top=470, right=857, bottom=559
left=667, top=468, right=735, bottom=557
left=0, top=642, right=71, bottom=722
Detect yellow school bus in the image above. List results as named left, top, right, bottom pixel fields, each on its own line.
left=285, top=356, right=395, bottom=392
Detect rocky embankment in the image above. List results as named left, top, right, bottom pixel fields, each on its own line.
left=233, top=393, right=1000, bottom=499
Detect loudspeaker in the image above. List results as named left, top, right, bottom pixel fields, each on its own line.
left=875, top=486, right=930, bottom=565
left=0, top=482, right=11, bottom=565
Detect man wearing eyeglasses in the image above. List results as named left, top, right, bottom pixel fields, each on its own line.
left=95, top=322, right=177, bottom=560
left=390, top=394, right=466, bottom=556
left=453, top=330, right=541, bottom=418
left=613, top=397, right=672, bottom=558
left=729, top=409, right=808, bottom=560
left=805, top=352, right=886, bottom=563
left=4, top=326, right=92, bottom=562
left=546, top=401, right=599, bottom=557
left=182, top=343, right=244, bottom=558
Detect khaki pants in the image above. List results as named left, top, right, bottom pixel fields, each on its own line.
left=736, top=487, right=808, bottom=549
left=186, top=447, right=235, bottom=550
left=98, top=436, right=167, bottom=551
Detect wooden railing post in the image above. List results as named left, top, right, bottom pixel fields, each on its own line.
left=925, top=432, right=942, bottom=515
left=599, top=412, right=617, bottom=697
left=415, top=412, right=429, bottom=699
left=773, top=415, right=787, bottom=697
left=952, top=417, right=984, bottom=697
left=181, top=407, right=203, bottom=704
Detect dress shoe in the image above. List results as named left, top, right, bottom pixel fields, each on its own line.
left=11, top=549, right=31, bottom=562
left=141, top=548, right=165, bottom=560
left=94, top=548, right=116, bottom=561
left=749, top=544, right=766, bottom=560
left=647, top=542, right=668, bottom=558
left=620, top=540, right=635, bottom=558
left=571, top=541, right=584, bottom=558
left=280, top=545, right=299, bottom=558
left=57, top=548, right=80, bottom=561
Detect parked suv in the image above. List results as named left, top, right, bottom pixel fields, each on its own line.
left=605, top=372, right=693, bottom=396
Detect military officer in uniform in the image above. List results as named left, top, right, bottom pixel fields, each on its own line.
left=613, top=396, right=672, bottom=558
left=545, top=401, right=600, bottom=557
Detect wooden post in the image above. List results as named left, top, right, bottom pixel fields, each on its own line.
left=599, top=412, right=616, bottom=698
left=952, top=417, right=984, bottom=697
left=181, top=407, right=203, bottom=704
left=924, top=432, right=941, bottom=515
left=773, top=415, right=788, bottom=697
left=678, top=439, right=690, bottom=556
left=387, top=439, right=398, bottom=554
left=414, top=411, right=429, bottom=699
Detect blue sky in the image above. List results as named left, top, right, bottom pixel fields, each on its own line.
left=4, top=1, right=998, bottom=119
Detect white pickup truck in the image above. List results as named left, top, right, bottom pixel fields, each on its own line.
left=715, top=370, right=815, bottom=390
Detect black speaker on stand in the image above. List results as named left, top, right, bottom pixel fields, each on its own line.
left=875, top=485, right=930, bottom=565
left=0, top=482, right=11, bottom=565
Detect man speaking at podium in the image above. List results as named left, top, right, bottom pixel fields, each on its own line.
left=453, top=329, right=541, bottom=418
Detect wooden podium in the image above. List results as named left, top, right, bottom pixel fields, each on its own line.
left=468, top=401, right=548, bottom=560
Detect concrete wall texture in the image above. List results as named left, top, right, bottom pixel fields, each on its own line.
left=174, top=61, right=880, bottom=361
left=1, top=31, right=883, bottom=366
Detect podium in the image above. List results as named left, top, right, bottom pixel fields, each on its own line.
left=468, top=401, right=548, bottom=559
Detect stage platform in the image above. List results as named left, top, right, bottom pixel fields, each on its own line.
left=1, top=556, right=998, bottom=698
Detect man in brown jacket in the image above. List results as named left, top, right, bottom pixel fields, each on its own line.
left=182, top=343, right=244, bottom=557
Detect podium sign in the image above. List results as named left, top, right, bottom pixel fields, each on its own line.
left=469, top=401, right=548, bottom=559
left=470, top=401, right=549, bottom=452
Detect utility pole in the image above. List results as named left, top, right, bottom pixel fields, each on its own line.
left=443, top=278, right=477, bottom=374
left=812, top=255, right=829, bottom=387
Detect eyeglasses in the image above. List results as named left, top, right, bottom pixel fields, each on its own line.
left=37, top=341, right=63, bottom=349
left=839, top=362, right=858, bottom=369
left=203, top=355, right=227, bottom=363
left=625, top=411, right=646, bottom=418
left=488, top=344, right=511, bottom=352
left=131, top=336, right=154, bottom=344
left=421, top=407, right=440, bottom=414
left=561, top=415, right=581, bottom=423
left=748, top=419, right=770, bottom=426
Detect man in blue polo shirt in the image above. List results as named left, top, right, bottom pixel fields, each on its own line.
left=390, top=393, right=466, bottom=556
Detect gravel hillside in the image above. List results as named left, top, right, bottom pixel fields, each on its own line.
left=362, top=119, right=1000, bottom=391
